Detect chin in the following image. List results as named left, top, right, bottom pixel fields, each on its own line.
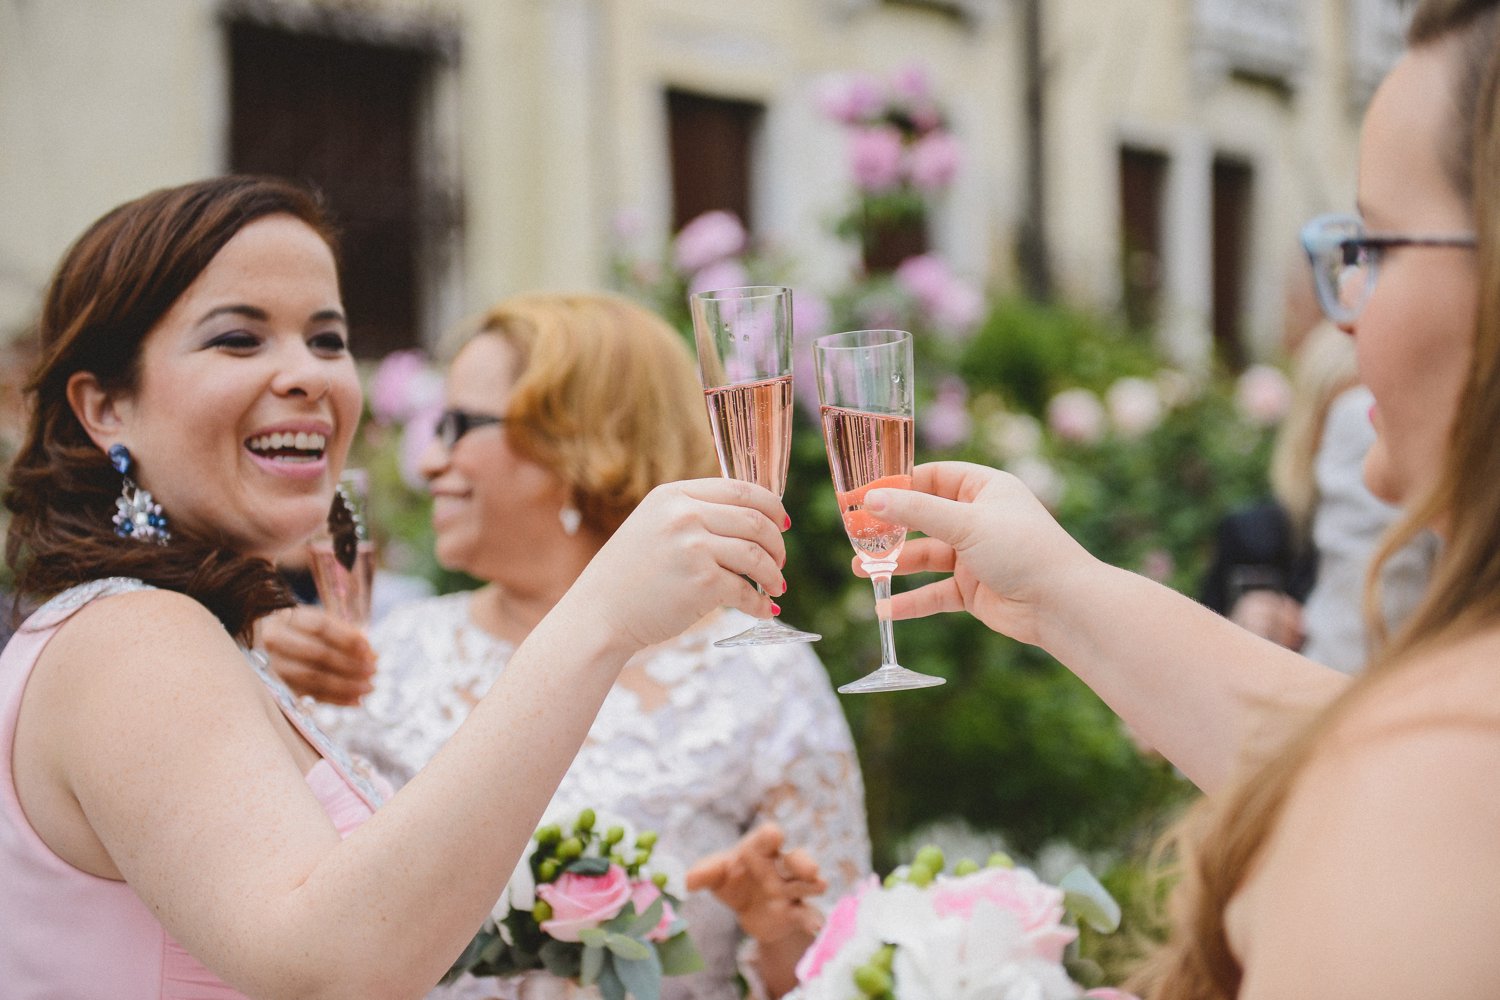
left=1361, top=447, right=1405, bottom=507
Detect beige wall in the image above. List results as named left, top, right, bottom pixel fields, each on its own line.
left=0, top=0, right=1395, bottom=364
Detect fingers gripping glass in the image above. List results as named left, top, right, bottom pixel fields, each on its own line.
left=1300, top=213, right=1475, bottom=325
left=436, top=409, right=506, bottom=450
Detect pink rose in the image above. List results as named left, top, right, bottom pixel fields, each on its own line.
left=1046, top=388, right=1106, bottom=445
left=1084, top=991, right=1142, bottom=1000
left=536, top=865, right=632, bottom=942
left=909, top=130, right=962, bottom=193
left=848, top=126, right=906, bottom=193
left=627, top=880, right=678, bottom=942
left=674, top=210, right=747, bottom=273
left=933, top=867, right=1077, bottom=963
left=796, top=874, right=879, bottom=983
left=1235, top=364, right=1293, bottom=427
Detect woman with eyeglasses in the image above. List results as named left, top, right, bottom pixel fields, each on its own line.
left=264, top=292, right=869, bottom=1000
left=836, top=1, right=1500, bottom=995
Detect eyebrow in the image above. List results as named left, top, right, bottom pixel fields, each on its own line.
left=196, top=304, right=347, bottom=325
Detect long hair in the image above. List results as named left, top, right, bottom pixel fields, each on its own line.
left=452, top=292, right=719, bottom=537
left=1139, top=3, right=1500, bottom=996
left=3, top=176, right=342, bottom=642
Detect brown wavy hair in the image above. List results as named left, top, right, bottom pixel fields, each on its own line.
left=1135, top=3, right=1500, bottom=997
left=447, top=292, right=719, bottom=537
left=3, top=176, right=342, bottom=642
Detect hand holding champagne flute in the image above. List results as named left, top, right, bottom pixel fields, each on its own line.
left=690, top=286, right=820, bottom=646
left=814, top=330, right=944, bottom=693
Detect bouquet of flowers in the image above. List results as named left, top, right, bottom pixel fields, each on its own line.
left=788, top=847, right=1136, bottom=1000
left=444, top=809, right=703, bottom=1000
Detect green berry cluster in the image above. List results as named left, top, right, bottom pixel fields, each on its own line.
left=529, top=809, right=662, bottom=917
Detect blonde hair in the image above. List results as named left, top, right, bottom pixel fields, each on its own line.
left=1267, top=322, right=1359, bottom=540
left=456, top=292, right=718, bottom=536
left=1140, top=4, right=1500, bottom=997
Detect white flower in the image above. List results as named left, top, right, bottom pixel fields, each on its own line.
left=1235, top=364, right=1293, bottom=427
left=1045, top=389, right=1106, bottom=445
left=985, top=411, right=1043, bottom=462
left=1007, top=457, right=1063, bottom=510
left=1104, top=377, right=1163, bottom=439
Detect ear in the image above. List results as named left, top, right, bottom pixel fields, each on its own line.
left=65, top=370, right=132, bottom=453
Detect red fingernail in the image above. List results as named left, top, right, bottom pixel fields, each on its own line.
left=782, top=514, right=791, bottom=531
left=771, top=602, right=782, bottom=616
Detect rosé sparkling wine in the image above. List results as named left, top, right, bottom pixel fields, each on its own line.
left=307, top=539, right=375, bottom=625
left=703, top=374, right=794, bottom=496
left=820, top=405, right=914, bottom=567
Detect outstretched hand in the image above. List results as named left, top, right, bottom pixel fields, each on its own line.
left=855, top=461, right=1097, bottom=645
left=685, top=823, right=825, bottom=945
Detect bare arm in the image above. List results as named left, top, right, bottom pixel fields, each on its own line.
left=22, top=479, right=789, bottom=999
left=863, top=462, right=1348, bottom=793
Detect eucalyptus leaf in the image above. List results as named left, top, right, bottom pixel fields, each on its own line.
left=579, top=927, right=609, bottom=949
left=604, top=932, right=652, bottom=961
left=656, top=931, right=705, bottom=976
left=1060, top=866, right=1122, bottom=933
left=581, top=941, right=605, bottom=986
left=615, top=950, right=663, bottom=1000
left=597, top=961, right=627, bottom=1000
left=602, top=901, right=639, bottom=934
left=565, top=856, right=612, bottom=876
left=626, top=897, right=664, bottom=938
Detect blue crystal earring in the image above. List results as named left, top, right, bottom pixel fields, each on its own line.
left=108, top=444, right=170, bottom=545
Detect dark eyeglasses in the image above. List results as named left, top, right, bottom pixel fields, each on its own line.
left=1300, top=213, right=1476, bottom=325
left=435, top=408, right=506, bottom=450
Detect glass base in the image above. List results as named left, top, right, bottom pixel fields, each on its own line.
left=838, top=664, right=946, bottom=694
left=713, top=619, right=822, bottom=647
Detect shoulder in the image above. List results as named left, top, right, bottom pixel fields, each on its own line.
left=1235, top=630, right=1500, bottom=997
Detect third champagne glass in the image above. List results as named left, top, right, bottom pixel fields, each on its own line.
left=691, top=285, right=820, bottom=646
left=814, top=329, right=944, bottom=693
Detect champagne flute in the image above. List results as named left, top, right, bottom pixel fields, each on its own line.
left=814, top=330, right=944, bottom=693
left=307, top=468, right=376, bottom=627
left=691, top=285, right=821, bottom=646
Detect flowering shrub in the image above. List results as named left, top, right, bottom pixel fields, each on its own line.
left=444, top=809, right=701, bottom=1000
left=789, top=845, right=1136, bottom=1000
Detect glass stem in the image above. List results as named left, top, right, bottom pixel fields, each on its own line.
left=871, top=572, right=898, bottom=667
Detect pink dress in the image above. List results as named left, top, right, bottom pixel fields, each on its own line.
left=0, top=579, right=386, bottom=999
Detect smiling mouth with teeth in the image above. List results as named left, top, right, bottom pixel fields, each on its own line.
left=247, top=431, right=328, bottom=463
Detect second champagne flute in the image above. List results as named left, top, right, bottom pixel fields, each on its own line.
left=690, top=285, right=820, bottom=646
left=814, top=329, right=944, bottom=693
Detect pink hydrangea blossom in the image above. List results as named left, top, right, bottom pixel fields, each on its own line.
left=399, top=404, right=442, bottom=491
left=932, top=867, right=1077, bottom=964
left=1235, top=363, right=1293, bottom=427
left=795, top=875, right=878, bottom=983
left=536, top=865, right=633, bottom=943
left=894, top=254, right=951, bottom=307
left=890, top=64, right=933, bottom=106
left=1046, top=388, right=1107, bottom=445
left=369, top=349, right=443, bottom=426
left=848, top=126, right=906, bottom=193
left=687, top=258, right=751, bottom=297
left=922, top=376, right=972, bottom=450
left=1140, top=548, right=1175, bottom=583
left=626, top=880, right=678, bottom=942
left=816, top=72, right=886, bottom=124
left=929, top=279, right=984, bottom=341
left=673, top=210, right=747, bottom=273
left=908, top=130, right=962, bottom=193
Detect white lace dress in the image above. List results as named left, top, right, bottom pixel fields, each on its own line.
left=313, top=592, right=871, bottom=1000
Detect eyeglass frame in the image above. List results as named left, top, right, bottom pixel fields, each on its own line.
left=434, top=408, right=506, bottom=450
left=1299, top=212, right=1476, bottom=325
